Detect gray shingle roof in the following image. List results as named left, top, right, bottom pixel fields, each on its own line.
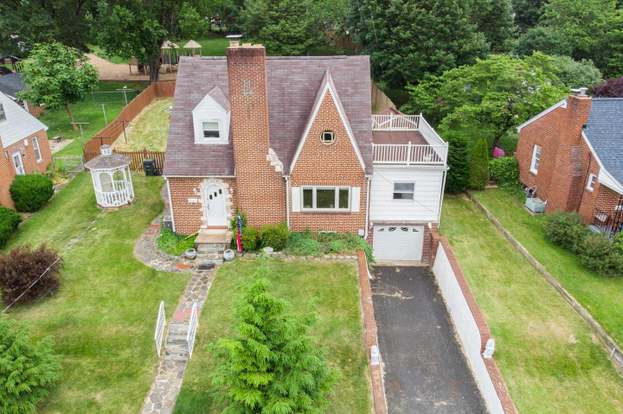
left=584, top=98, right=623, bottom=185
left=0, top=73, right=24, bottom=98
left=163, top=55, right=373, bottom=176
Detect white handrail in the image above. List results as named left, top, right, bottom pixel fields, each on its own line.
left=154, top=301, right=166, bottom=357
left=187, top=302, right=199, bottom=358
left=372, top=142, right=448, bottom=165
left=372, top=114, right=420, bottom=130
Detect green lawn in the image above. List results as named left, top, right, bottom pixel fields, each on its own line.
left=89, top=44, right=129, bottom=65
left=5, top=173, right=189, bottom=413
left=41, top=81, right=147, bottom=157
left=441, top=195, right=623, bottom=413
left=114, top=98, right=172, bottom=151
left=174, top=259, right=370, bottom=413
left=471, top=189, right=623, bottom=348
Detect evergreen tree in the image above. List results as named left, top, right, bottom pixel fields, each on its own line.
left=213, top=263, right=335, bottom=413
left=470, top=0, right=515, bottom=52
left=511, top=0, right=547, bottom=33
left=468, top=138, right=490, bottom=190
left=350, top=0, right=489, bottom=88
left=446, top=136, right=469, bottom=193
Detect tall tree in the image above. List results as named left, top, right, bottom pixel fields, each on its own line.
left=240, top=0, right=324, bottom=55
left=0, top=0, right=96, bottom=56
left=469, top=0, right=515, bottom=52
left=468, top=137, right=490, bottom=190
left=350, top=0, right=489, bottom=88
left=446, top=136, right=470, bottom=193
left=19, top=42, right=98, bottom=128
left=213, top=270, right=335, bottom=413
left=95, top=1, right=204, bottom=82
left=511, top=0, right=547, bottom=33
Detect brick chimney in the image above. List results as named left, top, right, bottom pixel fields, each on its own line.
left=226, top=37, right=285, bottom=227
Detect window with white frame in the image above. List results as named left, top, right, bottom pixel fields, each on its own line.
left=393, top=182, right=415, bottom=200
left=0, top=104, right=5, bottom=122
left=202, top=121, right=220, bottom=138
left=302, top=186, right=350, bottom=210
left=530, top=144, right=542, bottom=174
left=586, top=173, right=597, bottom=192
left=32, top=137, right=42, bottom=162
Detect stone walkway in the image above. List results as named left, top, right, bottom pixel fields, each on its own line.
left=135, top=214, right=216, bottom=414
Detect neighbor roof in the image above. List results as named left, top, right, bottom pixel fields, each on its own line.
left=163, top=55, right=373, bottom=176
left=584, top=98, right=623, bottom=186
left=0, top=73, right=24, bottom=98
left=0, top=91, right=47, bottom=148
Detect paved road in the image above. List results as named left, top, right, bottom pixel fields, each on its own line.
left=372, top=266, right=487, bottom=414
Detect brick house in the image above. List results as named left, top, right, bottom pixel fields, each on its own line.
left=516, top=88, right=623, bottom=236
left=163, top=38, right=448, bottom=262
left=0, top=91, right=52, bottom=207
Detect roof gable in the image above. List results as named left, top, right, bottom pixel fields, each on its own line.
left=0, top=73, right=24, bottom=98
left=0, top=92, right=47, bottom=148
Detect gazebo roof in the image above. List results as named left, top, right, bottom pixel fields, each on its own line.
left=183, top=40, right=201, bottom=49
left=85, top=146, right=130, bottom=170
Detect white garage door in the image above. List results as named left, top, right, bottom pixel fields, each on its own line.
left=373, top=225, right=424, bottom=261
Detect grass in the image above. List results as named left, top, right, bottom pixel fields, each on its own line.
left=441, top=195, right=623, bottom=413
left=157, top=227, right=196, bottom=257
left=471, top=189, right=623, bottom=348
left=174, top=258, right=370, bottom=413
left=41, top=81, right=147, bottom=157
left=5, top=173, right=189, bottom=413
left=114, top=98, right=172, bottom=151
left=89, top=44, right=128, bottom=65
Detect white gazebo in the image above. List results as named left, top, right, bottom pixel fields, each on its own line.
left=183, top=40, right=202, bottom=56
left=85, top=145, right=134, bottom=208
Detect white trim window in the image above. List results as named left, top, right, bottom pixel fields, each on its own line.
left=302, top=186, right=350, bottom=211
left=393, top=182, right=415, bottom=200
left=202, top=120, right=220, bottom=139
left=530, top=144, right=542, bottom=174
left=32, top=136, right=42, bottom=163
left=586, top=173, right=597, bottom=192
left=12, top=152, right=25, bottom=175
left=0, top=103, right=5, bottom=122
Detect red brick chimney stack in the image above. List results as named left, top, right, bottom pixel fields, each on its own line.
left=226, top=35, right=286, bottom=227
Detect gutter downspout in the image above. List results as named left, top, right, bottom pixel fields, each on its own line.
left=438, top=168, right=448, bottom=223
left=165, top=177, right=176, bottom=233
left=285, top=175, right=291, bottom=229
left=364, top=175, right=372, bottom=239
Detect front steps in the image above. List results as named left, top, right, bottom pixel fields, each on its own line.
left=195, top=227, right=232, bottom=259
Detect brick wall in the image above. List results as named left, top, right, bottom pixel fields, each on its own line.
left=516, top=95, right=592, bottom=213
left=0, top=129, right=52, bottom=208
left=290, top=92, right=367, bottom=233
left=227, top=45, right=286, bottom=227
left=168, top=177, right=237, bottom=235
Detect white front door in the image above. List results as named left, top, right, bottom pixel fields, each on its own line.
left=12, top=152, right=25, bottom=175
left=373, top=225, right=424, bottom=261
left=204, top=184, right=227, bottom=226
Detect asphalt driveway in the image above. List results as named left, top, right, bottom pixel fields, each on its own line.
left=372, top=266, right=486, bottom=414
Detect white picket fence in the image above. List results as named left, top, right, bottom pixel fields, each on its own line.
left=187, top=302, right=199, bottom=358
left=154, top=301, right=166, bottom=357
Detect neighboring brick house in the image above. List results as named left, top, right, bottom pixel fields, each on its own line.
left=516, top=88, right=623, bottom=236
left=163, top=38, right=448, bottom=262
left=0, top=91, right=52, bottom=207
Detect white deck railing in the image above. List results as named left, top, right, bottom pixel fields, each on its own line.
left=372, top=142, right=448, bottom=165
left=186, top=302, right=199, bottom=358
left=372, top=114, right=420, bottom=130
left=95, top=180, right=132, bottom=207
left=154, top=301, right=166, bottom=357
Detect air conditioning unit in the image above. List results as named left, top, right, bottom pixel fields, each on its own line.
left=525, top=197, right=546, bottom=213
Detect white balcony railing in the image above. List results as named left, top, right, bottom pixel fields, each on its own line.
left=372, top=142, right=448, bottom=165
left=372, top=114, right=420, bottom=130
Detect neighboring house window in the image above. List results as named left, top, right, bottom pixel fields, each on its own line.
left=12, top=152, right=25, bottom=175
left=202, top=121, right=220, bottom=138
left=586, top=173, right=597, bottom=192
left=302, top=186, right=350, bottom=210
left=32, top=137, right=42, bottom=162
left=530, top=144, right=542, bottom=174
left=0, top=103, right=5, bottom=122
left=320, top=130, right=335, bottom=145
left=393, top=182, right=415, bottom=200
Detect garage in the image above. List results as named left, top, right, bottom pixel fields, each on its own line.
left=373, top=225, right=424, bottom=261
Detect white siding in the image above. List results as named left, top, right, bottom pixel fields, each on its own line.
left=370, top=166, right=445, bottom=222
left=0, top=92, right=47, bottom=148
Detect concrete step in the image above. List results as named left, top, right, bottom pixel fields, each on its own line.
left=167, top=334, right=187, bottom=344
left=168, top=324, right=188, bottom=335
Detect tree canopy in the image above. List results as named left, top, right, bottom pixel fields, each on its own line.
left=593, top=77, right=623, bottom=97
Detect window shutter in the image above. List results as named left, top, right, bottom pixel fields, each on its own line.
left=351, top=187, right=361, bottom=212
left=291, top=187, right=301, bottom=212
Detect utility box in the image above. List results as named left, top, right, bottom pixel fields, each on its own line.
left=525, top=197, right=546, bottom=213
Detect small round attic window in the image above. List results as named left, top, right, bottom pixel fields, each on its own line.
left=320, top=130, right=335, bottom=145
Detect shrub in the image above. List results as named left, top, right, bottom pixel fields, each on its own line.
left=10, top=174, right=54, bottom=212
left=259, top=223, right=289, bottom=251
left=613, top=232, right=623, bottom=254
left=0, top=245, right=62, bottom=306
left=579, top=233, right=623, bottom=275
left=489, top=157, right=519, bottom=187
left=286, top=232, right=322, bottom=256
left=0, top=317, right=60, bottom=413
left=317, top=232, right=374, bottom=262
left=157, top=226, right=196, bottom=256
left=446, top=136, right=469, bottom=193
left=240, top=226, right=259, bottom=251
left=544, top=212, right=588, bottom=252
left=0, top=207, right=21, bottom=248
left=468, top=138, right=489, bottom=190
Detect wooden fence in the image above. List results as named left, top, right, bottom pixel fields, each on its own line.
left=83, top=80, right=176, bottom=160
left=84, top=149, right=165, bottom=175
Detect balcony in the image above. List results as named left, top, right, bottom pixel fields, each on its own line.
left=371, top=113, right=448, bottom=165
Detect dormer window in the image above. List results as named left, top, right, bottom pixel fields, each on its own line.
left=202, top=121, right=220, bottom=138
left=0, top=103, right=5, bottom=122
